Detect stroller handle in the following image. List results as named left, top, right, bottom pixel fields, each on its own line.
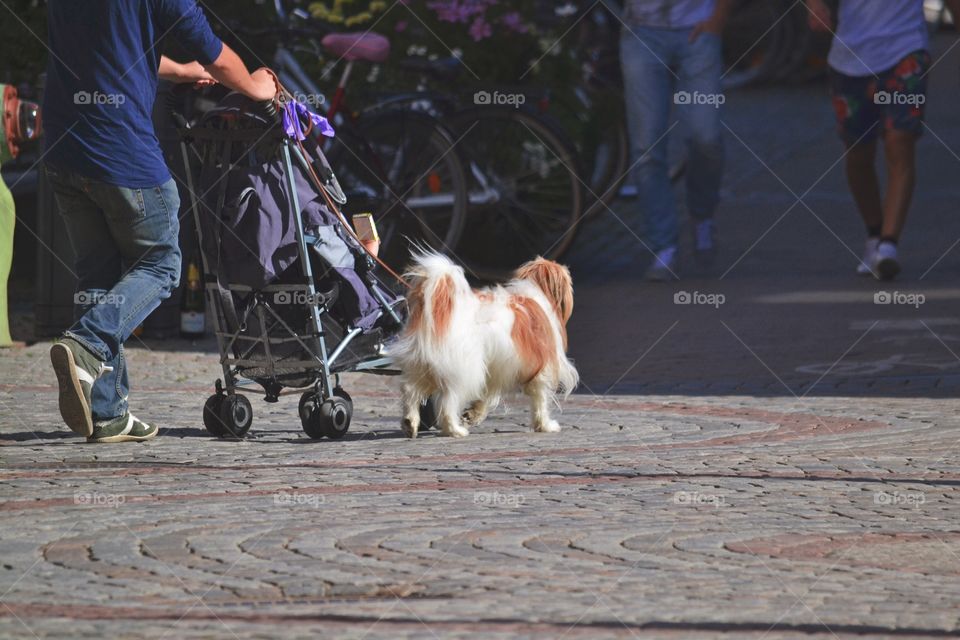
left=166, top=80, right=281, bottom=131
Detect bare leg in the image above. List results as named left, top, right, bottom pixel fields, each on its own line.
left=439, top=393, right=469, bottom=438
left=881, top=130, right=918, bottom=241
left=401, top=382, right=422, bottom=439
left=844, top=141, right=883, bottom=231
left=526, top=378, right=560, bottom=433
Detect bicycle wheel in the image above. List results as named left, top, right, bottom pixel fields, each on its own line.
left=448, top=106, right=584, bottom=280
left=324, top=109, right=468, bottom=272
left=588, top=119, right=629, bottom=217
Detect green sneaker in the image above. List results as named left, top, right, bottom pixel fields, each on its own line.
left=88, top=413, right=158, bottom=443
left=49, top=337, right=112, bottom=437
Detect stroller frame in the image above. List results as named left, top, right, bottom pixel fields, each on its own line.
left=178, top=115, right=402, bottom=440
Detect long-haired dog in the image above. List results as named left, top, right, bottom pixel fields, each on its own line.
left=393, top=252, right=578, bottom=438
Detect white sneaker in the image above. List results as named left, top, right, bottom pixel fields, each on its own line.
left=856, top=237, right=880, bottom=277
left=873, top=241, right=901, bottom=281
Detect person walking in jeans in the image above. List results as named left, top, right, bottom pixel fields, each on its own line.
left=806, top=0, right=960, bottom=280
left=620, top=0, right=733, bottom=280
left=45, top=0, right=277, bottom=442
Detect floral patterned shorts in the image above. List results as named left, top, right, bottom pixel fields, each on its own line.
left=829, top=50, right=931, bottom=146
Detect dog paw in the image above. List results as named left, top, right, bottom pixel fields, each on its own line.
left=402, top=418, right=419, bottom=439
left=444, top=424, right=470, bottom=438
left=534, top=420, right=561, bottom=433
left=462, top=407, right=484, bottom=427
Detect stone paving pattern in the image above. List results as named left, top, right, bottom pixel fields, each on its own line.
left=3, top=347, right=960, bottom=639
left=4, top=28, right=960, bottom=640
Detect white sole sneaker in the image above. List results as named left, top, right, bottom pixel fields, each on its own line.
left=49, top=343, right=94, bottom=437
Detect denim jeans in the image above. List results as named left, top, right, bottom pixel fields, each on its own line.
left=620, top=24, right=725, bottom=251
left=46, top=166, right=181, bottom=421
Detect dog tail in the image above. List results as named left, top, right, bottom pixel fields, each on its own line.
left=403, top=251, right=469, bottom=342
left=557, top=356, right=579, bottom=400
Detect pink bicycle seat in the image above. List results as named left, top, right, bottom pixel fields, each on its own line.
left=321, top=32, right=391, bottom=63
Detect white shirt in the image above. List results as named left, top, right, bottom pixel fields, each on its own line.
left=828, top=0, right=929, bottom=76
left=625, top=0, right=716, bottom=29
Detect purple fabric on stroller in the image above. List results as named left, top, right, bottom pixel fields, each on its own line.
left=195, top=100, right=386, bottom=331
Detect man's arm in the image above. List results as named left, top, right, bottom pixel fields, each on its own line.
left=158, top=56, right=215, bottom=84
left=690, top=0, right=735, bottom=41
left=156, top=1, right=276, bottom=101
left=202, top=44, right=277, bottom=102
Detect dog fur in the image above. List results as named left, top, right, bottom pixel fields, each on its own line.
left=393, top=252, right=578, bottom=438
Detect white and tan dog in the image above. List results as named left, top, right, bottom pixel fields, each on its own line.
left=393, top=252, right=578, bottom=438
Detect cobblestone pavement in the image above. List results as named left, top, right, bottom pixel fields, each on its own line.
left=4, top=30, right=960, bottom=640
left=2, top=342, right=960, bottom=639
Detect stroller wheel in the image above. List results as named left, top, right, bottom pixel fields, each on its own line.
left=419, top=396, right=439, bottom=431
left=333, top=387, right=353, bottom=412
left=202, top=394, right=226, bottom=436
left=301, top=391, right=353, bottom=440
left=320, top=395, right=353, bottom=440
left=216, top=394, right=253, bottom=438
left=298, top=391, right=317, bottom=424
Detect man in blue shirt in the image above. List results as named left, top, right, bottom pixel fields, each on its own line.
left=46, top=0, right=277, bottom=442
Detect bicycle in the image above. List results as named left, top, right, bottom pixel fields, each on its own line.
left=247, top=0, right=584, bottom=280
left=237, top=1, right=470, bottom=272
left=376, top=60, right=586, bottom=280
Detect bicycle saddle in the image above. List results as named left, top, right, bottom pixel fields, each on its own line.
left=321, top=32, right=390, bottom=63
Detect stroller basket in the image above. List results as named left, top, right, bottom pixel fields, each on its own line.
left=176, top=92, right=405, bottom=440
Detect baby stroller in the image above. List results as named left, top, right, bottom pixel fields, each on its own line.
left=174, top=89, right=407, bottom=439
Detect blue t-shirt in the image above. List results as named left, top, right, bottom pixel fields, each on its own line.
left=43, top=1, right=223, bottom=187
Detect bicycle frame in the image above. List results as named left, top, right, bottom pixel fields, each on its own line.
left=272, top=46, right=469, bottom=211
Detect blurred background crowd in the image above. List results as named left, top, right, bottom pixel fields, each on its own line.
left=0, top=0, right=956, bottom=345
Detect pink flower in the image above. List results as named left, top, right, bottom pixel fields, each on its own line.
left=469, top=16, right=492, bottom=41
left=428, top=0, right=492, bottom=24
left=501, top=11, right=528, bottom=34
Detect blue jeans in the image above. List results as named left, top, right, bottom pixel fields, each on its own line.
left=46, top=166, right=181, bottom=421
left=620, top=25, right=725, bottom=251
